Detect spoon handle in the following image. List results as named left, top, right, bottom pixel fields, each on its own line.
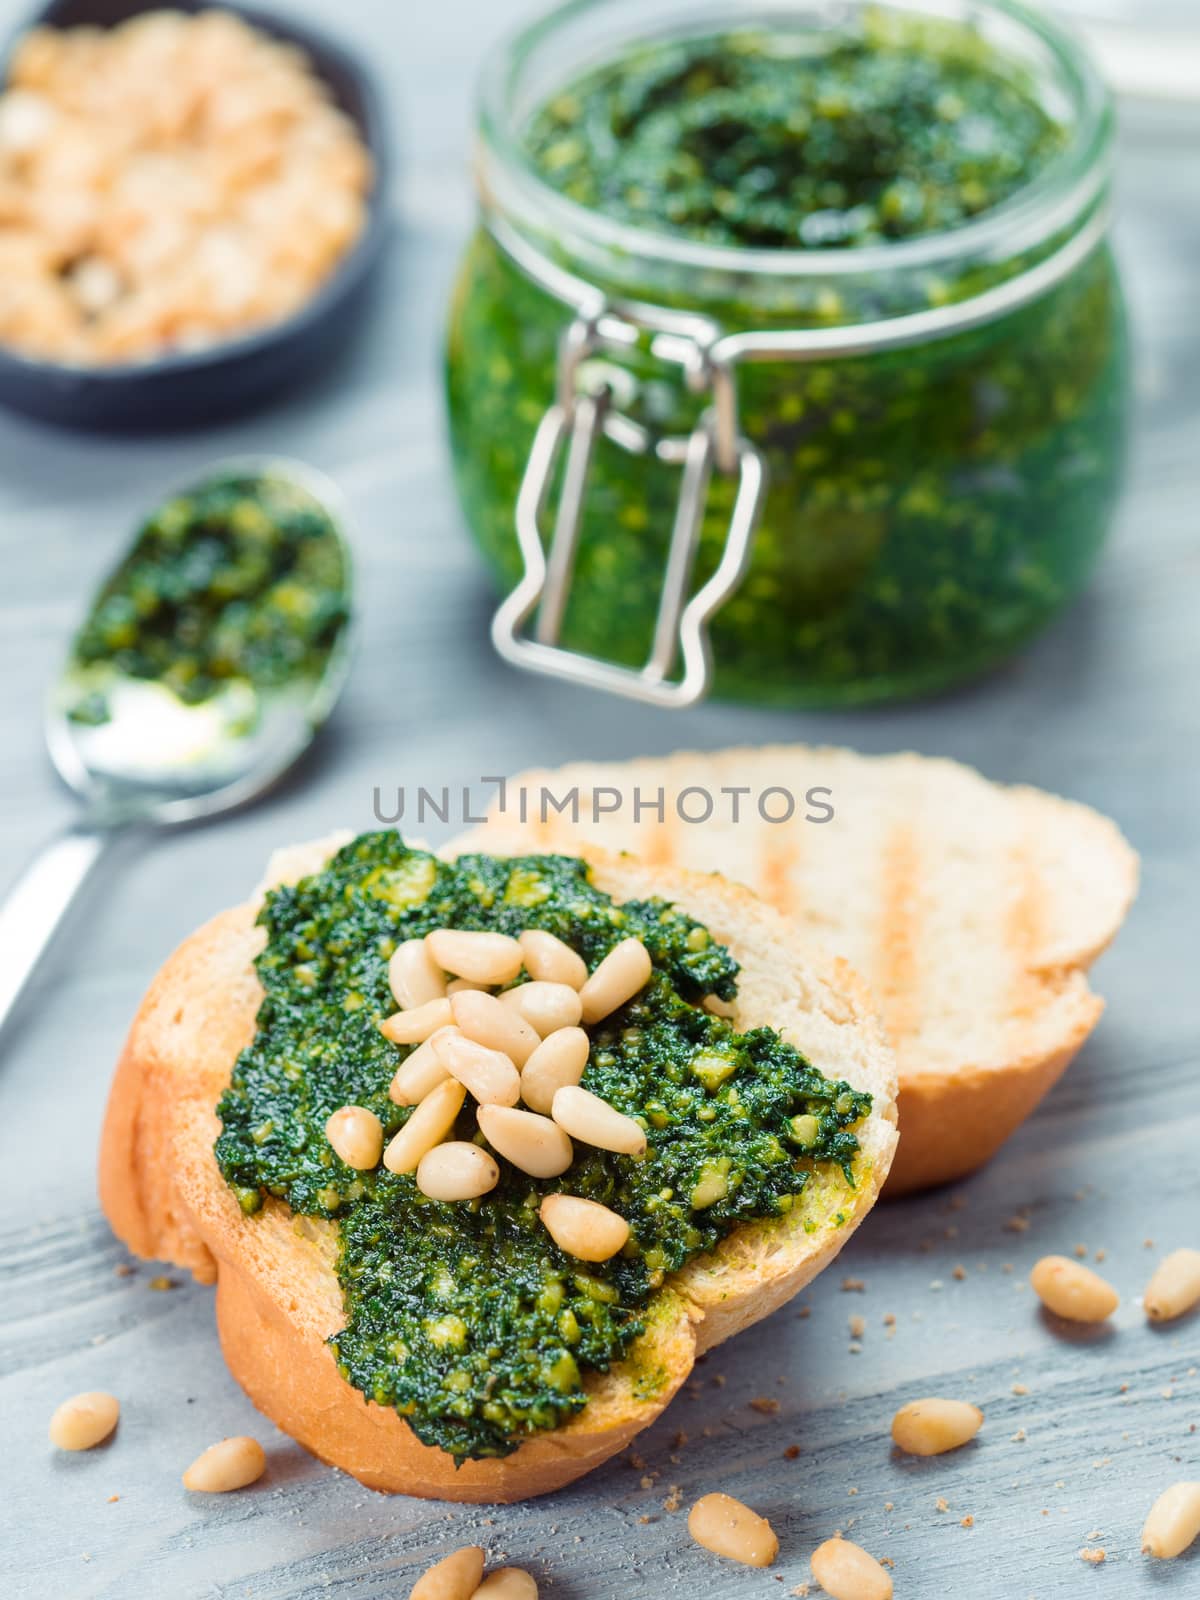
left=0, top=824, right=111, bottom=1038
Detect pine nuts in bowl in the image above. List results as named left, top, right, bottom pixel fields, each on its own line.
left=0, top=0, right=389, bottom=427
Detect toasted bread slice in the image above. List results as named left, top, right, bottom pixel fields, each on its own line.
left=99, top=835, right=897, bottom=1502
left=465, top=746, right=1137, bottom=1195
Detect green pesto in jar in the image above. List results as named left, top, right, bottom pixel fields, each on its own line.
left=445, top=7, right=1129, bottom=705
left=68, top=473, right=348, bottom=725
left=526, top=20, right=1067, bottom=249
left=214, top=833, right=872, bottom=1462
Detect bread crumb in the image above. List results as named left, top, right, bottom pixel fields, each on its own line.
left=797, top=1304, right=812, bottom=1320
left=1074, top=1244, right=1088, bottom=1259
left=628, top=1453, right=646, bottom=1470
left=1012, top=1383, right=1029, bottom=1396
left=1012, top=1428, right=1027, bottom=1442
left=148, top=1276, right=176, bottom=1291
left=640, top=1475, right=654, bottom=1490
left=791, top=1585, right=811, bottom=1597
left=1005, top=1213, right=1031, bottom=1233
left=114, top=1263, right=135, bottom=1278
left=1079, top=1548, right=1106, bottom=1565
left=672, top=1430, right=688, bottom=1449
left=936, top=1498, right=949, bottom=1513
left=961, top=1515, right=975, bottom=1528
left=712, top=1373, right=726, bottom=1388
left=638, top=1514, right=653, bottom=1524
left=953, top=1264, right=967, bottom=1281
left=1161, top=1387, right=1174, bottom=1401
left=849, top=1314, right=866, bottom=1339
left=848, top=1341, right=863, bottom=1355
left=884, top=1502, right=894, bottom=1513
left=1144, top=1239, right=1154, bottom=1250
left=841, top=1277, right=866, bottom=1292
left=106, top=1495, right=119, bottom=1503
left=663, top=1486, right=682, bottom=1513
left=750, top=1396, right=780, bottom=1414
left=783, top=1445, right=801, bottom=1460
left=1095, top=1248, right=1107, bottom=1262
left=848, top=1487, right=858, bottom=1497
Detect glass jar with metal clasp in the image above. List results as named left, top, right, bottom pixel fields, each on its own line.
left=445, top=0, right=1131, bottom=709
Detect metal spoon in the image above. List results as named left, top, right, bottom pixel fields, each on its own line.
left=0, top=455, right=355, bottom=1036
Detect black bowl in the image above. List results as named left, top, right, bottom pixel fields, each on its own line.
left=0, top=0, right=391, bottom=429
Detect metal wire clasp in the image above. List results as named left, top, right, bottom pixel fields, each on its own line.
left=491, top=307, right=767, bottom=708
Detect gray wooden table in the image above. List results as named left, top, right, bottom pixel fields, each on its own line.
left=1, top=3, right=1197, bottom=1596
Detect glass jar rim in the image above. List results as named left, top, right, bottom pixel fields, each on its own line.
left=476, top=0, right=1115, bottom=283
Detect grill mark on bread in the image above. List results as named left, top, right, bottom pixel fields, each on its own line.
left=1007, top=842, right=1049, bottom=1019
left=758, top=827, right=801, bottom=916
left=877, top=823, right=922, bottom=1044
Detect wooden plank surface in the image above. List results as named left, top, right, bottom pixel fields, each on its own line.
left=0, top=3, right=1197, bottom=1595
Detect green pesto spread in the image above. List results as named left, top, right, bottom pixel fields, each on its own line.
left=215, top=833, right=871, bottom=1462
left=526, top=21, right=1067, bottom=250
left=69, top=473, right=347, bottom=724
left=446, top=8, right=1128, bottom=705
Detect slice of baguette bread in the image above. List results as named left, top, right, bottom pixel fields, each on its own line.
left=99, top=834, right=897, bottom=1502
left=464, top=745, right=1137, bottom=1196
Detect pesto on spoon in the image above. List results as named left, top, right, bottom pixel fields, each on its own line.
left=0, top=459, right=354, bottom=1037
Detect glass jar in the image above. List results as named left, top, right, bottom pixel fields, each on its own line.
left=445, top=0, right=1130, bottom=708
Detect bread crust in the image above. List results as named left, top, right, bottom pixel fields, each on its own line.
left=99, top=840, right=897, bottom=1501
left=465, top=745, right=1137, bottom=1195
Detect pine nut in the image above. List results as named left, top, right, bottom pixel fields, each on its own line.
left=687, top=1492, right=778, bottom=1567
left=390, top=1027, right=458, bottom=1106
left=540, top=1193, right=629, bottom=1262
left=388, top=938, right=447, bottom=1010
left=520, top=1027, right=589, bottom=1114
left=416, top=1141, right=499, bottom=1202
left=434, top=1032, right=521, bottom=1107
left=500, top=981, right=582, bottom=1037
left=49, top=1391, right=119, bottom=1451
left=472, top=1568, right=538, bottom=1598
left=380, top=997, right=454, bottom=1046
left=478, top=1104, right=573, bottom=1178
left=409, top=1545, right=485, bottom=1600
left=427, top=929, right=523, bottom=986
left=452, top=990, right=540, bottom=1066
left=1030, top=1255, right=1119, bottom=1322
left=447, top=977, right=488, bottom=994
left=1141, top=1481, right=1200, bottom=1559
left=183, top=1436, right=266, bottom=1492
left=325, top=1106, right=384, bottom=1170
left=578, top=937, right=652, bottom=1024
left=519, top=928, right=588, bottom=989
left=810, top=1537, right=893, bottom=1600
left=551, top=1084, right=646, bottom=1155
left=1144, top=1248, right=1200, bottom=1323
left=891, top=1397, right=983, bottom=1455
left=384, top=1079, right=466, bottom=1174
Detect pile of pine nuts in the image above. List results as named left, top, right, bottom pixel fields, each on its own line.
left=0, top=10, right=372, bottom=364
left=325, top=926, right=654, bottom=1263
left=408, top=1546, right=537, bottom=1599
